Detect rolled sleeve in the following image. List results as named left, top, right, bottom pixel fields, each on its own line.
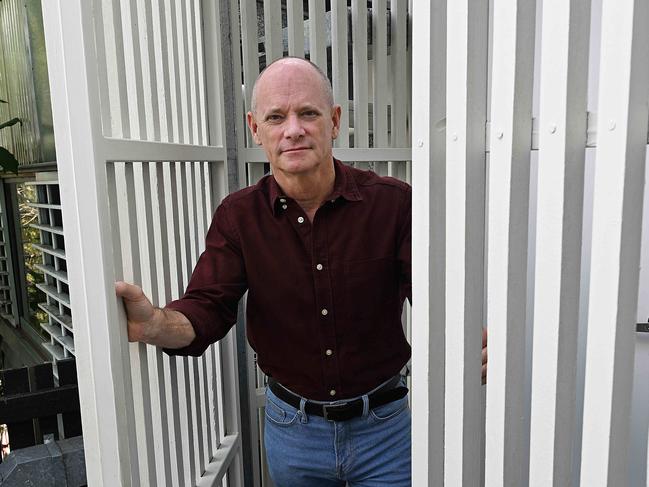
left=163, top=201, right=248, bottom=357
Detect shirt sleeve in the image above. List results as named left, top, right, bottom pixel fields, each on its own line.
left=164, top=201, right=248, bottom=357
left=398, top=185, right=412, bottom=305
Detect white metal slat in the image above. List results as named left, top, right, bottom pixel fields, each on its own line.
left=331, top=0, right=349, bottom=148
left=187, top=0, right=206, bottom=145
left=163, top=0, right=182, bottom=142
left=351, top=0, right=369, bottom=150
left=308, top=0, right=327, bottom=71
left=263, top=0, right=283, bottom=63
left=146, top=163, right=177, bottom=485
left=115, top=163, right=157, bottom=487
left=389, top=0, right=408, bottom=180
left=191, top=0, right=209, bottom=145
left=173, top=161, right=199, bottom=486
left=162, top=161, right=189, bottom=486
left=185, top=162, right=208, bottom=476
left=286, top=0, right=305, bottom=57
left=371, top=0, right=388, bottom=147
left=411, top=0, right=446, bottom=486
left=580, top=0, right=649, bottom=485
left=444, top=1, right=488, bottom=486
left=97, top=0, right=131, bottom=138
left=150, top=0, right=173, bottom=141
left=137, top=0, right=161, bottom=141
left=484, top=1, right=536, bottom=486
left=120, top=0, right=148, bottom=139
left=527, top=0, right=590, bottom=485
left=133, top=161, right=174, bottom=486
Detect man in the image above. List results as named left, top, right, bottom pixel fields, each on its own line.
left=117, top=57, right=486, bottom=486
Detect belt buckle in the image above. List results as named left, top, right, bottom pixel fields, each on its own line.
left=322, top=401, right=348, bottom=421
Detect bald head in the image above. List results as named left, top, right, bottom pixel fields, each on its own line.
left=250, top=57, right=334, bottom=114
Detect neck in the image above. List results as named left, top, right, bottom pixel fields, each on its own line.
left=274, top=159, right=335, bottom=219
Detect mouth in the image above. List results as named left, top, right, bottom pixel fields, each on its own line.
left=282, top=147, right=310, bottom=153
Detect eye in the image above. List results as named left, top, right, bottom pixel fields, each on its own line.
left=266, top=113, right=284, bottom=122
left=302, top=110, right=319, bottom=118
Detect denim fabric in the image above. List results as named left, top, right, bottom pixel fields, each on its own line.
left=263, top=383, right=411, bottom=487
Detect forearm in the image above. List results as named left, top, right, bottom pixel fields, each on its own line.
left=138, top=307, right=196, bottom=349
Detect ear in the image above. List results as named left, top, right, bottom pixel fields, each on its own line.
left=247, top=112, right=262, bottom=145
left=331, top=104, right=342, bottom=140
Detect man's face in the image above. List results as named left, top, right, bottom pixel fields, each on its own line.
left=247, top=61, right=341, bottom=177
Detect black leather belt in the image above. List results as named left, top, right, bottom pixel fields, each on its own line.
left=267, top=376, right=409, bottom=422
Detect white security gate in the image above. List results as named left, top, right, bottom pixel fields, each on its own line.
left=412, top=0, right=649, bottom=486
left=42, top=0, right=243, bottom=485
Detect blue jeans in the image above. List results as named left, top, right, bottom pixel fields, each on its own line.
left=263, top=381, right=411, bottom=487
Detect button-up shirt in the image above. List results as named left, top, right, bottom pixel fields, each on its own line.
left=165, top=159, right=411, bottom=400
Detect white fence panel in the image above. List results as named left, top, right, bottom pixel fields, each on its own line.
left=444, top=0, right=488, bottom=486
left=527, top=0, right=590, bottom=485
left=42, top=0, right=244, bottom=485
left=411, top=1, right=446, bottom=486
left=580, top=0, right=649, bottom=485
left=484, top=0, right=536, bottom=485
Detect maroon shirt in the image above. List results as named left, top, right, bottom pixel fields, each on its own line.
left=165, top=159, right=411, bottom=400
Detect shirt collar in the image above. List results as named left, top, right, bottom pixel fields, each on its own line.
left=268, top=158, right=363, bottom=215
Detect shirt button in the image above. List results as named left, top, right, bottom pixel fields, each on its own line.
left=325, top=349, right=333, bottom=356
left=330, top=389, right=336, bottom=397
left=282, top=204, right=288, bottom=210
left=321, top=308, right=328, bottom=316
left=297, top=216, right=305, bottom=224
left=316, top=264, right=323, bottom=271
left=279, top=198, right=286, bottom=203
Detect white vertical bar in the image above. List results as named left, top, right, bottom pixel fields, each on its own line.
left=411, top=0, right=446, bottom=485
left=444, top=0, right=488, bottom=485
left=287, top=0, right=305, bottom=57
left=580, top=0, right=649, bottom=484
left=351, top=0, right=369, bottom=148
left=151, top=0, right=172, bottom=141
left=389, top=0, right=408, bottom=179
left=186, top=0, right=204, bottom=145
left=115, top=163, right=156, bottom=486
left=371, top=0, right=388, bottom=148
left=136, top=0, right=160, bottom=141
left=43, top=0, right=140, bottom=482
left=308, top=0, right=327, bottom=70
left=527, top=0, right=590, bottom=485
left=162, top=161, right=187, bottom=486
left=240, top=0, right=259, bottom=149
left=192, top=0, right=209, bottom=145
left=148, top=163, right=176, bottom=484
left=163, top=0, right=181, bottom=142
left=178, top=0, right=195, bottom=143
left=120, top=0, right=148, bottom=139
left=174, top=161, right=198, bottom=486
left=263, top=0, right=283, bottom=63
left=484, top=0, right=536, bottom=485
left=331, top=0, right=349, bottom=148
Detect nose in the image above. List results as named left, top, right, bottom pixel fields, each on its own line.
left=284, top=113, right=305, bottom=139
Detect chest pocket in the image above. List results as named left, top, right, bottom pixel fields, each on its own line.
left=343, top=257, right=399, bottom=322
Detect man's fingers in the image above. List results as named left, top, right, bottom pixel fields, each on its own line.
left=482, top=364, right=487, bottom=385
left=482, top=347, right=487, bottom=365
left=115, top=281, right=145, bottom=301
left=482, top=327, right=487, bottom=347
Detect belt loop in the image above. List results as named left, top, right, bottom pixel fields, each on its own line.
left=299, top=397, right=308, bottom=423
left=361, top=394, right=369, bottom=417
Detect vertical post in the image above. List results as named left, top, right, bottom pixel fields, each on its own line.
left=42, top=0, right=140, bottom=483
left=411, top=0, right=446, bottom=485
left=444, top=0, right=488, bottom=485
left=484, top=0, right=536, bottom=485
left=527, top=0, right=590, bottom=485
left=580, top=0, right=649, bottom=485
